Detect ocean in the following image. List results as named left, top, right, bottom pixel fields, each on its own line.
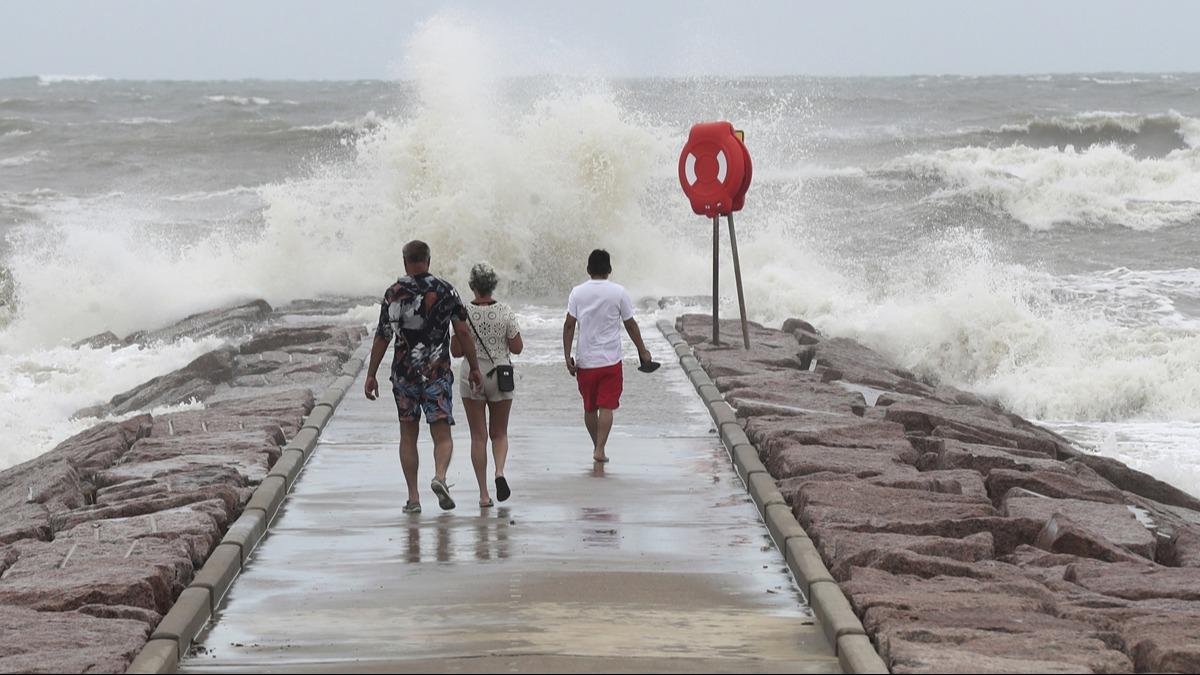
left=2, top=38, right=1199, bottom=493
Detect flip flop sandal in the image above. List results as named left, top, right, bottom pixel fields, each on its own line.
left=430, top=477, right=456, bottom=511
left=479, top=499, right=495, bottom=508
left=637, top=359, right=661, bottom=373
left=593, top=455, right=610, bottom=463
left=402, top=501, right=422, bottom=514
left=495, top=476, right=511, bottom=502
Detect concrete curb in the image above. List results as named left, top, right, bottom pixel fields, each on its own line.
left=340, top=358, right=364, bottom=377
left=315, top=374, right=356, bottom=408
left=284, top=427, right=320, bottom=459
left=785, top=536, right=836, bottom=596
left=148, top=587, right=210, bottom=659
left=267, top=448, right=307, bottom=488
left=709, top=401, right=738, bottom=428
left=657, top=319, right=889, bottom=674
left=219, top=508, right=267, bottom=564
left=720, top=420, right=750, bottom=449
left=764, top=503, right=808, bottom=547
left=244, top=475, right=287, bottom=520
left=126, top=338, right=371, bottom=673
left=747, top=472, right=786, bottom=509
left=838, top=634, right=891, bottom=675
left=352, top=341, right=371, bottom=360
left=730, top=443, right=767, bottom=482
left=125, top=638, right=180, bottom=674
left=810, top=580, right=867, bottom=644
left=189, top=543, right=242, bottom=611
left=300, top=403, right=335, bottom=433
left=696, top=383, right=723, bottom=405
left=687, top=367, right=715, bottom=390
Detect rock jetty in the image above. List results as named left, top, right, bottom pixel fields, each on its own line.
left=0, top=299, right=367, bottom=673
left=678, top=313, right=1200, bottom=674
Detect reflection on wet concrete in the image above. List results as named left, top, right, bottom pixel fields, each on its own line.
left=580, top=506, right=619, bottom=548
left=396, top=509, right=518, bottom=564
left=181, top=310, right=839, bottom=673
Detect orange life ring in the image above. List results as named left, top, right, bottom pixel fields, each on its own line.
left=679, top=121, right=751, bottom=217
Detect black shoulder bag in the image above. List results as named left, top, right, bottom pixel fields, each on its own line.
left=465, top=310, right=515, bottom=393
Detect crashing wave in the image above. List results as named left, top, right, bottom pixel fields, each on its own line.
left=890, top=143, right=1200, bottom=231
left=988, top=111, right=1200, bottom=156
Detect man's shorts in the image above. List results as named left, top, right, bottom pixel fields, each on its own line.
left=392, top=373, right=455, bottom=425
left=576, top=362, right=623, bottom=412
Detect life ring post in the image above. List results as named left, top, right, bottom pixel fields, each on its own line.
left=679, top=121, right=753, bottom=349
left=712, top=214, right=721, bottom=346
left=728, top=212, right=750, bottom=350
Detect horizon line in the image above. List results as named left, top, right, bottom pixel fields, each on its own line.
left=5, top=70, right=1200, bottom=84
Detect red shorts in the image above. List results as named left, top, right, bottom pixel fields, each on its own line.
left=576, top=363, right=623, bottom=412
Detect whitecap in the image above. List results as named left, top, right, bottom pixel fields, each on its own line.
left=0, top=150, right=48, bottom=167
left=889, top=143, right=1200, bottom=231
left=205, top=95, right=272, bottom=106
left=115, top=117, right=174, bottom=125
left=37, top=74, right=107, bottom=85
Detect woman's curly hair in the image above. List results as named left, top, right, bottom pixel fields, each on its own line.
left=468, top=261, right=499, bottom=296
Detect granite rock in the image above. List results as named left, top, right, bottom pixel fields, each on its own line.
left=0, top=606, right=151, bottom=674
left=1003, top=493, right=1157, bottom=560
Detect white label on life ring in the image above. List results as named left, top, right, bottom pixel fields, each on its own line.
left=684, top=153, right=698, bottom=186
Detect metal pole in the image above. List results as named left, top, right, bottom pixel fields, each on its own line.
left=727, top=213, right=751, bottom=349
left=712, top=214, right=720, bottom=345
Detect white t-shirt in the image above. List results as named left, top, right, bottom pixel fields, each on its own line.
left=567, top=279, right=635, bottom=369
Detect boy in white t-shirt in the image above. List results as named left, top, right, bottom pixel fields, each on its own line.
left=563, top=249, right=653, bottom=463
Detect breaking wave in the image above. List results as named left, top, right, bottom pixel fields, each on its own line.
left=890, top=142, right=1200, bottom=231
left=0, top=16, right=683, bottom=351
left=989, top=111, right=1200, bottom=156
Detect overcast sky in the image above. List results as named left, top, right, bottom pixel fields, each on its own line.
left=2, top=0, right=1199, bottom=80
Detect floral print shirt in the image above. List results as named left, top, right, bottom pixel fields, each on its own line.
left=375, top=273, right=467, bottom=383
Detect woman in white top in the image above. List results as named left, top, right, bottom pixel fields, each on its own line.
left=450, top=262, right=523, bottom=507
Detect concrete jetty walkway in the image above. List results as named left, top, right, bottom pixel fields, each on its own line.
left=180, top=311, right=839, bottom=673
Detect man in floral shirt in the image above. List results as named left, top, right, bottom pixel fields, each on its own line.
left=366, top=240, right=483, bottom=512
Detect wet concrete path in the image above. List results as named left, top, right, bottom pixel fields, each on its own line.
left=181, top=309, right=839, bottom=673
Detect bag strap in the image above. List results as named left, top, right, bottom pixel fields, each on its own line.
left=464, top=307, right=509, bottom=370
